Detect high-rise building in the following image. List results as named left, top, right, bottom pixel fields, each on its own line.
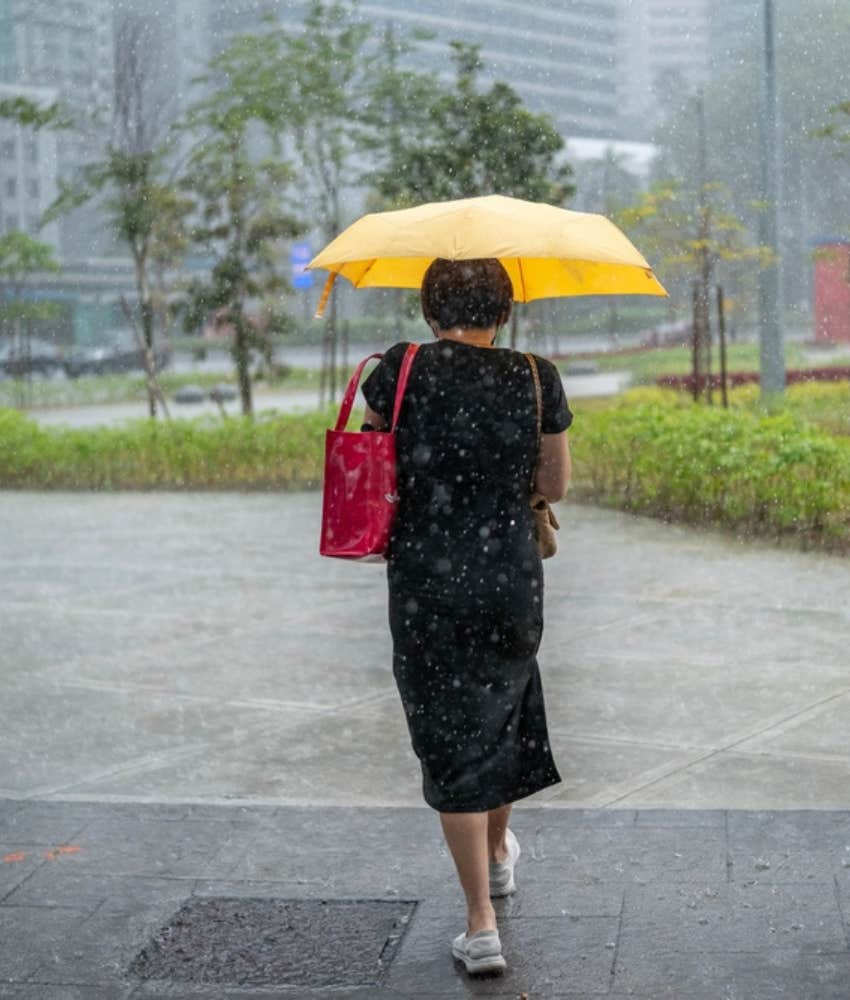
left=0, top=0, right=114, bottom=257
left=216, top=0, right=623, bottom=140
left=618, top=0, right=711, bottom=138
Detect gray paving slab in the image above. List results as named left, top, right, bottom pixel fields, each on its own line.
left=3, top=491, right=850, bottom=994
left=3, top=490, right=850, bottom=808
left=0, top=803, right=847, bottom=997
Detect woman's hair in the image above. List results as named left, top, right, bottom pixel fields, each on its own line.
left=420, top=258, right=513, bottom=331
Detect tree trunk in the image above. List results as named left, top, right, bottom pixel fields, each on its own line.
left=133, top=250, right=157, bottom=419
left=234, top=308, right=253, bottom=417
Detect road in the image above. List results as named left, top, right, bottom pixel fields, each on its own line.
left=24, top=371, right=633, bottom=428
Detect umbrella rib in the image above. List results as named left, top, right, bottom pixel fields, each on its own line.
left=517, top=258, right=527, bottom=302
left=353, top=259, right=378, bottom=289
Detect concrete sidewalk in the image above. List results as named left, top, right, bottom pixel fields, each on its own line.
left=2, top=800, right=850, bottom=998
left=2, top=490, right=850, bottom=996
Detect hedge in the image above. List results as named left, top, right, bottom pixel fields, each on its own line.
left=569, top=400, right=850, bottom=546
left=0, top=406, right=328, bottom=491
left=2, top=392, right=850, bottom=549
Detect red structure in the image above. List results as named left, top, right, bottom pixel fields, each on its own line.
left=814, top=241, right=850, bottom=343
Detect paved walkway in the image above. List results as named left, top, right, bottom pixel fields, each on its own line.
left=2, top=491, right=850, bottom=997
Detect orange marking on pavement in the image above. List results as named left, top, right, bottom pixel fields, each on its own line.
left=43, top=844, right=82, bottom=860
left=3, top=852, right=26, bottom=863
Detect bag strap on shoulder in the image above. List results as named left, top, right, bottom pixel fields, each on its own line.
left=333, top=343, right=419, bottom=433
left=391, top=343, right=419, bottom=431
left=525, top=352, right=543, bottom=490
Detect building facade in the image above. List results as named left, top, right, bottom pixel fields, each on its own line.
left=215, top=0, right=623, bottom=140
left=0, top=0, right=114, bottom=258
left=0, top=82, right=59, bottom=248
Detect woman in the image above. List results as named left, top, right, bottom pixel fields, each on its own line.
left=361, top=258, right=572, bottom=976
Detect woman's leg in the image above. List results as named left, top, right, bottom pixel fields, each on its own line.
left=487, top=804, right=512, bottom=864
left=439, top=811, right=496, bottom=935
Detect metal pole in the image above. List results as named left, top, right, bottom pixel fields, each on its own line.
left=717, top=285, right=729, bottom=409
left=697, top=90, right=713, bottom=405
left=758, top=0, right=785, bottom=395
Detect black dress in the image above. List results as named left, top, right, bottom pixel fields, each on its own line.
left=362, top=339, right=573, bottom=812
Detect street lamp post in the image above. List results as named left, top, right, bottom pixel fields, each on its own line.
left=758, top=0, right=785, bottom=395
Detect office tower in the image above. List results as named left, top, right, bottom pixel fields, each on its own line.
left=216, top=0, right=623, bottom=140
left=0, top=0, right=114, bottom=257
left=0, top=82, right=60, bottom=248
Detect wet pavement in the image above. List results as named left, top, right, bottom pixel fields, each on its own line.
left=2, top=490, right=850, bottom=997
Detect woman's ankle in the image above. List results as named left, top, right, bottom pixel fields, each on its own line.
left=467, top=903, right=497, bottom=936
left=489, top=840, right=508, bottom=865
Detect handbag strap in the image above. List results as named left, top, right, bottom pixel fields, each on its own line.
left=334, top=352, right=382, bottom=432
left=525, top=352, right=543, bottom=491
left=391, top=343, right=419, bottom=431
left=333, top=343, right=419, bottom=433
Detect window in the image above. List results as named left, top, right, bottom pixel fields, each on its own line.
left=5, top=177, right=15, bottom=198
left=1, top=138, right=14, bottom=159
left=5, top=214, right=19, bottom=231
left=27, top=178, right=39, bottom=199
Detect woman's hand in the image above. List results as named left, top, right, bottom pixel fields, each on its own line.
left=362, top=403, right=388, bottom=431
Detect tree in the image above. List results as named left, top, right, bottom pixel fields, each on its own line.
left=178, top=30, right=303, bottom=417
left=372, top=42, right=574, bottom=208
left=654, top=1, right=850, bottom=315
left=617, top=177, right=771, bottom=400
left=0, top=232, right=60, bottom=407
left=0, top=96, right=69, bottom=133
left=45, top=12, right=191, bottom=418
left=277, top=0, right=377, bottom=404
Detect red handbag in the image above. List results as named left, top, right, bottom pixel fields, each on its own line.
left=319, top=343, right=419, bottom=561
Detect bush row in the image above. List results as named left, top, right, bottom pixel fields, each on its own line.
left=2, top=390, right=849, bottom=549
left=0, top=407, right=328, bottom=491
left=569, top=400, right=850, bottom=547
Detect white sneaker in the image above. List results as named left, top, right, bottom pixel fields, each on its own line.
left=451, top=928, right=507, bottom=975
left=489, top=827, right=520, bottom=897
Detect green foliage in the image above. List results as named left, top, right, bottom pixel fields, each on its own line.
left=570, top=399, right=850, bottom=547
left=0, top=96, right=71, bottom=130
left=372, top=42, right=573, bottom=208
left=0, top=231, right=61, bottom=327
left=177, top=30, right=305, bottom=413
left=280, top=0, right=375, bottom=237
left=0, top=231, right=59, bottom=279
left=0, top=406, right=330, bottom=490
left=614, top=178, right=770, bottom=317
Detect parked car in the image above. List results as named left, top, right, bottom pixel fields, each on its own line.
left=63, top=332, right=171, bottom=378
left=0, top=337, right=64, bottom=377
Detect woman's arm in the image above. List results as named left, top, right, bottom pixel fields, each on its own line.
left=534, top=431, right=571, bottom=502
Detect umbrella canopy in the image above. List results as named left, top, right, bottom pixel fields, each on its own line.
left=307, top=194, right=667, bottom=315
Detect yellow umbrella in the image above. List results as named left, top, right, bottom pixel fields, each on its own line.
left=307, top=194, right=666, bottom=316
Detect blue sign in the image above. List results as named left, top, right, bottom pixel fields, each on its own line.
left=291, top=242, right=314, bottom=290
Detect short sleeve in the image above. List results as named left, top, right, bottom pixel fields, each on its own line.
left=536, top=355, right=573, bottom=434
left=360, top=341, right=409, bottom=423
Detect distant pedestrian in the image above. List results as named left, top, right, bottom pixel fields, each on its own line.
left=361, top=258, right=572, bottom=976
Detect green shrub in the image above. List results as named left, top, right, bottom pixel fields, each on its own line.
left=0, top=406, right=330, bottom=491
left=570, top=401, right=850, bottom=546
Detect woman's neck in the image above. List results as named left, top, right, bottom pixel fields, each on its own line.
left=435, top=326, right=497, bottom=347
